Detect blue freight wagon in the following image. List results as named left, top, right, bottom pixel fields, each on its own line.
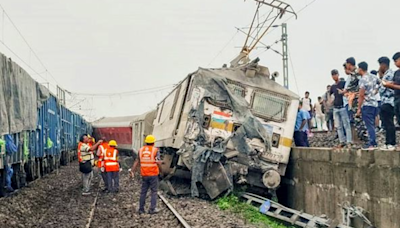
left=0, top=95, right=92, bottom=196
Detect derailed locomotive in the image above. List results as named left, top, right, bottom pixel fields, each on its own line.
left=151, top=60, right=299, bottom=199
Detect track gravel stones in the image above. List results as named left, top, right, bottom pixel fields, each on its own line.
left=166, top=196, right=257, bottom=228
left=308, top=130, right=400, bottom=148
left=0, top=163, right=99, bottom=228
left=0, top=161, right=257, bottom=228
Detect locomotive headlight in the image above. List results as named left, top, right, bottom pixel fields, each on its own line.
left=262, top=169, right=281, bottom=189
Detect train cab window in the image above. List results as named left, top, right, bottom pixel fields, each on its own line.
left=251, top=90, right=290, bottom=123
left=227, top=79, right=245, bottom=97
left=170, top=84, right=182, bottom=120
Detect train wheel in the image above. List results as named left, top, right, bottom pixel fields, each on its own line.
left=20, top=164, right=27, bottom=187
left=39, top=158, right=45, bottom=177
left=0, top=169, right=6, bottom=197
left=35, top=159, right=40, bottom=179
left=11, top=164, right=21, bottom=190
left=60, top=151, right=65, bottom=166
left=49, top=156, right=54, bottom=172
left=26, top=160, right=35, bottom=181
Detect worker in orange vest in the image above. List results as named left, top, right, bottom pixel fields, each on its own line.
left=96, top=137, right=109, bottom=192
left=103, top=140, right=120, bottom=193
left=87, top=135, right=95, bottom=147
left=130, top=135, right=162, bottom=214
left=78, top=134, right=103, bottom=195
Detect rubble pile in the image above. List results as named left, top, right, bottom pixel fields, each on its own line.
left=308, top=130, right=400, bottom=148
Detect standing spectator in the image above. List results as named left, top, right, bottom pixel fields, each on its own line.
left=294, top=101, right=309, bottom=147
left=323, top=85, right=334, bottom=131
left=314, top=97, right=326, bottom=131
left=301, top=91, right=313, bottom=133
left=330, top=69, right=352, bottom=148
left=377, top=57, right=395, bottom=150
left=382, top=52, right=400, bottom=141
left=371, top=70, right=382, bottom=131
left=356, top=62, right=379, bottom=150
left=343, top=57, right=360, bottom=122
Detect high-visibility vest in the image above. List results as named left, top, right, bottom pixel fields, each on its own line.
left=139, top=146, right=159, bottom=177
left=78, top=142, right=94, bottom=165
left=103, top=147, right=119, bottom=172
left=97, top=143, right=109, bottom=168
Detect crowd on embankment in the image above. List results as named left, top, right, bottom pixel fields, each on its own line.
left=294, top=53, right=400, bottom=150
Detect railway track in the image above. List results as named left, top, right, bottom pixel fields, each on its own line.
left=158, top=192, right=191, bottom=228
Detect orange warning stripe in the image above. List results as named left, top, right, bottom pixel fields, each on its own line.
left=213, top=111, right=231, bottom=118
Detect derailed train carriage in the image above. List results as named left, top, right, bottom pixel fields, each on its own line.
left=0, top=53, right=91, bottom=196
left=151, top=60, right=299, bottom=199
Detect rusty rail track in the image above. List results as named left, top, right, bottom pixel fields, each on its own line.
left=158, top=192, right=192, bottom=228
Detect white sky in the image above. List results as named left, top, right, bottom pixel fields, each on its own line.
left=1, top=0, right=399, bottom=121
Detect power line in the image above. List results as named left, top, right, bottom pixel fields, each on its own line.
left=68, top=84, right=175, bottom=97
left=207, top=31, right=239, bottom=67
left=288, top=48, right=300, bottom=94
left=265, top=0, right=319, bottom=37
left=0, top=3, right=60, bottom=86
left=0, top=39, right=49, bottom=83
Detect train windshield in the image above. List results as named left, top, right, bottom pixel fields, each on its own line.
left=227, top=80, right=246, bottom=97
left=251, top=90, right=290, bottom=123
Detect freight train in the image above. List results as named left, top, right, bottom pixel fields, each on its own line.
left=0, top=53, right=91, bottom=196
left=94, top=60, right=299, bottom=199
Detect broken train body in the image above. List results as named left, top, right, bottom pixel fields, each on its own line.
left=152, top=60, right=299, bottom=199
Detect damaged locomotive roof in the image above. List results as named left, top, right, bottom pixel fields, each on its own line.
left=195, top=65, right=299, bottom=99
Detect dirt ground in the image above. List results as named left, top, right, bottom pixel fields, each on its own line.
left=0, top=162, right=257, bottom=228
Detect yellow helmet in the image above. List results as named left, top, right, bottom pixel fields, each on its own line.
left=109, top=140, right=118, bottom=147
left=145, top=135, right=156, bottom=144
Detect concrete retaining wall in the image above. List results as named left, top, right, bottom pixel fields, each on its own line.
left=280, top=147, right=400, bottom=228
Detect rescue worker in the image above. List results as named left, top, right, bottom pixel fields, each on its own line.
left=87, top=135, right=95, bottom=147
left=130, top=135, right=162, bottom=214
left=96, top=137, right=109, bottom=192
left=103, top=140, right=120, bottom=193
left=78, top=134, right=103, bottom=195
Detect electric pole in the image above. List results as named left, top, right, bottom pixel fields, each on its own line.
left=281, top=23, right=289, bottom=89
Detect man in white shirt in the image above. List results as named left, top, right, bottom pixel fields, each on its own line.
left=301, top=91, right=313, bottom=132
left=314, top=96, right=326, bottom=131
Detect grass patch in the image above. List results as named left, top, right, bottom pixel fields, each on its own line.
left=217, top=194, right=295, bottom=228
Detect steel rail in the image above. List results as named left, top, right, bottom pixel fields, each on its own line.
left=158, top=192, right=192, bottom=228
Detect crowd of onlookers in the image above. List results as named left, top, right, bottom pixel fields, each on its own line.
left=294, top=53, right=400, bottom=150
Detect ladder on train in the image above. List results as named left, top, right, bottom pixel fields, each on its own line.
left=241, top=193, right=352, bottom=228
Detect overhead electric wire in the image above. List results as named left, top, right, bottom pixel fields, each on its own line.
left=0, top=3, right=60, bottom=86
left=68, top=84, right=175, bottom=97
left=207, top=31, right=239, bottom=66
left=265, top=0, right=319, bottom=37
left=0, top=39, right=49, bottom=83
left=288, top=48, right=300, bottom=94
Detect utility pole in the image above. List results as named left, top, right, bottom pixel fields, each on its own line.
left=281, top=23, right=289, bottom=89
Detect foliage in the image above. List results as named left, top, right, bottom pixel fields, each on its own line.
left=216, top=194, right=295, bottom=228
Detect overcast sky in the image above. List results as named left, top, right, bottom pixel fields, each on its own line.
left=1, top=0, right=399, bottom=121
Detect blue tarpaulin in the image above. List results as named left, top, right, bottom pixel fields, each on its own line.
left=5, top=135, right=17, bottom=154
